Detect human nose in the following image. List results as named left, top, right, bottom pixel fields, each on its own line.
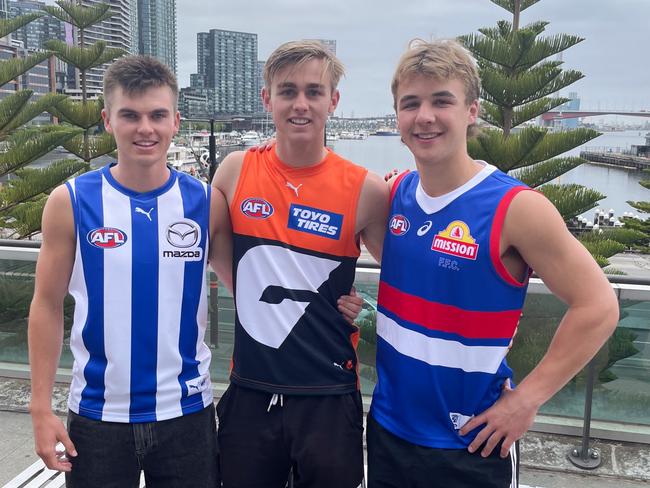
left=292, top=92, right=308, bottom=111
left=415, top=104, right=435, bottom=125
left=137, top=116, right=154, bottom=134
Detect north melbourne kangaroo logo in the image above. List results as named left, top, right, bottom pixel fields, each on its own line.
left=286, top=181, right=303, bottom=197
left=135, top=207, right=154, bottom=221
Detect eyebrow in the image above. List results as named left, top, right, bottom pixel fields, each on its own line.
left=276, top=82, right=326, bottom=90
left=117, top=108, right=171, bottom=116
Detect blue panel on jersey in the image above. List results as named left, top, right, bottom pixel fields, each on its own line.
left=178, top=176, right=208, bottom=414
left=130, top=197, right=159, bottom=421
left=287, top=204, right=343, bottom=240
left=75, top=170, right=107, bottom=419
left=371, top=336, right=510, bottom=449
left=381, top=171, right=528, bottom=312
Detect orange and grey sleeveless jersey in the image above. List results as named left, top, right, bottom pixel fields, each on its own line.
left=229, top=148, right=368, bottom=395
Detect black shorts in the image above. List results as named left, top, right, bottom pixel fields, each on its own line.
left=367, top=413, right=518, bottom=488
left=217, top=383, right=364, bottom=488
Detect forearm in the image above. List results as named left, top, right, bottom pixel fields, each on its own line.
left=28, top=301, right=65, bottom=414
left=516, top=298, right=618, bottom=408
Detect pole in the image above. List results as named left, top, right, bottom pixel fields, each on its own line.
left=567, top=358, right=601, bottom=469
left=209, top=118, right=217, bottom=181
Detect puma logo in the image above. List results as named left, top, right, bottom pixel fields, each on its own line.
left=333, top=361, right=345, bottom=370
left=286, top=181, right=303, bottom=197
left=135, top=207, right=154, bottom=221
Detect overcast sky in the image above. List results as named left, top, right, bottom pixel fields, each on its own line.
left=176, top=0, right=649, bottom=117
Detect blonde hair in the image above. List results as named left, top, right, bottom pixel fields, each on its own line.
left=391, top=39, right=480, bottom=110
left=264, top=40, right=345, bottom=93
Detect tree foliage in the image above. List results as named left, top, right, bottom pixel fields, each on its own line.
left=457, top=0, right=639, bottom=267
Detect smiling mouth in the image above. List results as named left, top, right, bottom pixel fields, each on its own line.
left=134, top=141, right=158, bottom=147
left=289, top=118, right=310, bottom=126
left=414, top=132, right=442, bottom=140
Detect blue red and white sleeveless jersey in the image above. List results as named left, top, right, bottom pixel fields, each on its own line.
left=65, top=164, right=213, bottom=423
left=370, top=162, right=532, bottom=448
left=229, top=148, right=368, bottom=395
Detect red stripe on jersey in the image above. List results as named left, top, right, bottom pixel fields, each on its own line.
left=378, top=281, right=520, bottom=339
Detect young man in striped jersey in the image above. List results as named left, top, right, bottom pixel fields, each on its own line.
left=364, top=40, right=619, bottom=488
left=28, top=56, right=232, bottom=487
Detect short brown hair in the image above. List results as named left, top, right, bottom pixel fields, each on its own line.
left=104, top=55, right=178, bottom=109
left=391, top=39, right=480, bottom=110
left=263, top=40, right=345, bottom=93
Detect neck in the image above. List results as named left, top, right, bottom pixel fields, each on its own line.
left=110, top=159, right=170, bottom=193
left=416, top=154, right=483, bottom=197
left=275, top=136, right=327, bottom=168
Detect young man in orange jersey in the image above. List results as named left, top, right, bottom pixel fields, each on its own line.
left=211, top=40, right=388, bottom=488
left=363, top=39, right=619, bottom=488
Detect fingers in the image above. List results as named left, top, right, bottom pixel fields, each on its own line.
left=459, top=412, right=483, bottom=437
left=384, top=169, right=399, bottom=182
left=500, top=436, right=516, bottom=459
left=480, top=430, right=503, bottom=458
left=337, top=298, right=361, bottom=324
left=59, top=430, right=77, bottom=459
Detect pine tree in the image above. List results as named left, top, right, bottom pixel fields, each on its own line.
left=624, top=170, right=650, bottom=253
left=457, top=0, right=636, bottom=267
left=43, top=1, right=125, bottom=164
left=0, top=13, right=84, bottom=238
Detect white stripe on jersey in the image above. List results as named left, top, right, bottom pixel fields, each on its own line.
left=101, top=176, right=133, bottom=421
left=196, top=182, right=212, bottom=408
left=155, top=180, right=187, bottom=420
left=67, top=179, right=90, bottom=414
left=376, top=312, right=509, bottom=374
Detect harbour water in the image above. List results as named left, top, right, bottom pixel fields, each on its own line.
left=329, top=129, right=650, bottom=219
left=26, top=130, right=649, bottom=219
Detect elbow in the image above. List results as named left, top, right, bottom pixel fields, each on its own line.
left=599, top=291, right=620, bottom=336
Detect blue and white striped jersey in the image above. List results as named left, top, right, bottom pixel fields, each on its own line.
left=65, top=164, right=212, bottom=423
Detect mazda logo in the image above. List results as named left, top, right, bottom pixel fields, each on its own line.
left=166, top=221, right=199, bottom=248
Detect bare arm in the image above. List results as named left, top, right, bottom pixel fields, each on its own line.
left=208, top=187, right=233, bottom=293
left=28, top=185, right=77, bottom=470
left=357, top=172, right=390, bottom=262
left=461, top=191, right=619, bottom=457
left=208, top=151, right=245, bottom=293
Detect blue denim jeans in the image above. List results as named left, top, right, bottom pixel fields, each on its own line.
left=66, top=404, right=219, bottom=488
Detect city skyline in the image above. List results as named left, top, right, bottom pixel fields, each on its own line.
left=176, top=0, right=650, bottom=118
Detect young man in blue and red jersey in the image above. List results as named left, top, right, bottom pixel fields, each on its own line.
left=364, top=39, right=619, bottom=488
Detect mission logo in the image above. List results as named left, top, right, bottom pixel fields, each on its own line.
left=87, top=227, right=127, bottom=249
left=241, top=198, right=274, bottom=219
left=431, top=220, right=479, bottom=260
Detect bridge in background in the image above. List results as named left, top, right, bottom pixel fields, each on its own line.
left=541, top=110, right=650, bottom=121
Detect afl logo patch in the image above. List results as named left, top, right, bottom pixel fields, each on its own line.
left=241, top=197, right=274, bottom=219
left=389, top=214, right=410, bottom=236
left=87, top=227, right=127, bottom=249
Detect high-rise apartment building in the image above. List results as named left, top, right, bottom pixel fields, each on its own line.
left=0, top=0, right=9, bottom=19
left=72, top=0, right=137, bottom=96
left=9, top=0, right=66, bottom=52
left=137, top=0, right=176, bottom=74
left=192, top=29, right=258, bottom=115
left=255, top=59, right=264, bottom=114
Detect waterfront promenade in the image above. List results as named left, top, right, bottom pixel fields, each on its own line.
left=1, top=378, right=649, bottom=488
